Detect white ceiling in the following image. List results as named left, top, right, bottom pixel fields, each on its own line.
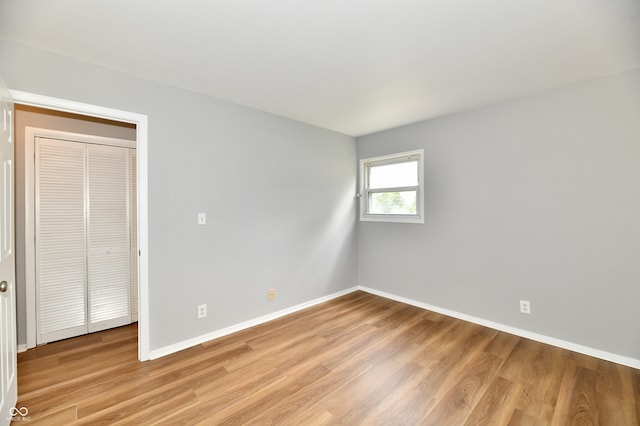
left=1, top=0, right=639, bottom=136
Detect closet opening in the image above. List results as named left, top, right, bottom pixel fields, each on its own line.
left=14, top=105, right=139, bottom=351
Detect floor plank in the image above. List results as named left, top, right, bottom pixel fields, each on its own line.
left=15, top=291, right=640, bottom=425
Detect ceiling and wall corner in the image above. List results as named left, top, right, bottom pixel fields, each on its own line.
left=0, top=0, right=639, bottom=136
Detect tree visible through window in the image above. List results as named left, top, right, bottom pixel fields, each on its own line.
left=370, top=191, right=417, bottom=214
left=359, top=150, right=424, bottom=223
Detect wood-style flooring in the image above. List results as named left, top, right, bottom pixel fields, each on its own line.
left=15, top=291, right=640, bottom=425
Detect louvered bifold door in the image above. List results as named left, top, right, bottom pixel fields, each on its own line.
left=87, top=144, right=131, bottom=332
left=35, top=138, right=88, bottom=344
left=130, top=149, right=138, bottom=321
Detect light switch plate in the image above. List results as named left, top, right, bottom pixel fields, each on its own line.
left=197, top=212, right=207, bottom=225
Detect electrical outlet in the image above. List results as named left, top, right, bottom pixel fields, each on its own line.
left=197, top=212, right=207, bottom=225
left=268, top=289, right=275, bottom=301
left=519, top=300, right=531, bottom=314
left=197, top=304, right=207, bottom=319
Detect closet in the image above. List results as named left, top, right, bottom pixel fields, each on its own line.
left=35, top=136, right=136, bottom=344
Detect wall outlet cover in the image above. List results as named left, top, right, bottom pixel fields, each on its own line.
left=197, top=304, right=207, bottom=319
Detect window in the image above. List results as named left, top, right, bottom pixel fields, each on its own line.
left=359, top=149, right=424, bottom=223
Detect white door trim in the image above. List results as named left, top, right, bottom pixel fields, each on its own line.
left=11, top=90, right=150, bottom=361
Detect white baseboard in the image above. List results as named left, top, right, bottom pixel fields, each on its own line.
left=17, top=344, right=27, bottom=353
left=148, top=284, right=640, bottom=369
left=357, top=286, right=640, bottom=370
left=149, top=286, right=358, bottom=360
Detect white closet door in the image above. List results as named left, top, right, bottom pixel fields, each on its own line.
left=87, top=144, right=131, bottom=332
left=130, top=149, right=138, bottom=321
left=35, top=138, right=88, bottom=344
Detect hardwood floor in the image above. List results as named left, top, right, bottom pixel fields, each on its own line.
left=15, top=291, right=640, bottom=425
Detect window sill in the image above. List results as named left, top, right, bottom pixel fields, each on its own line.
left=360, top=215, right=424, bottom=224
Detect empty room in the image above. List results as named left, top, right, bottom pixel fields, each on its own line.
left=0, top=1, right=639, bottom=425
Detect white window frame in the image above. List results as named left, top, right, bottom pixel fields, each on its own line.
left=359, top=149, right=424, bottom=224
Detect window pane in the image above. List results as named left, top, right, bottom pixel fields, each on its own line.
left=369, top=160, right=418, bottom=189
left=368, top=191, right=417, bottom=215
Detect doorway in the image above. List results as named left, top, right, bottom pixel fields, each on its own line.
left=11, top=92, right=149, bottom=361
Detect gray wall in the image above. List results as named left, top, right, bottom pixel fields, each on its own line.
left=1, top=40, right=358, bottom=351
left=4, top=38, right=639, bottom=362
left=357, top=69, right=640, bottom=359
left=14, top=106, right=136, bottom=346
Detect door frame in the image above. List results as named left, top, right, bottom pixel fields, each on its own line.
left=11, top=90, right=150, bottom=361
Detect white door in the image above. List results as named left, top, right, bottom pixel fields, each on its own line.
left=86, top=143, right=131, bottom=332
left=35, top=137, right=132, bottom=343
left=130, top=149, right=138, bottom=322
left=35, top=138, right=88, bottom=343
left=0, top=79, right=17, bottom=425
